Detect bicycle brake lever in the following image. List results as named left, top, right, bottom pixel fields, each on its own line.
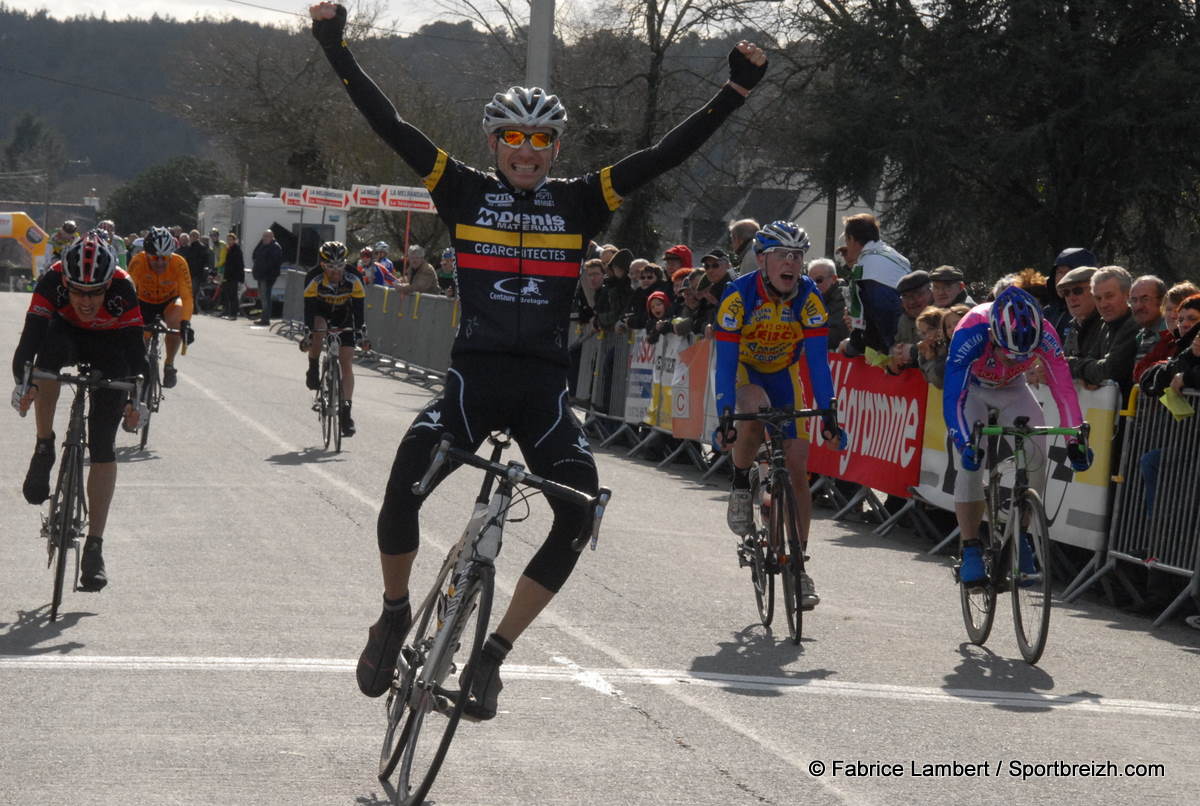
left=412, top=436, right=452, bottom=496
left=573, top=487, right=611, bottom=551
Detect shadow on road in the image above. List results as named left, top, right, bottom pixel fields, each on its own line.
left=938, top=643, right=1107, bottom=713
left=689, top=624, right=836, bottom=697
left=114, top=446, right=160, bottom=463
left=266, top=448, right=346, bottom=465
left=0, top=604, right=91, bottom=654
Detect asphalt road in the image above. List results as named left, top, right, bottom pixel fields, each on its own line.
left=2, top=291, right=1198, bottom=806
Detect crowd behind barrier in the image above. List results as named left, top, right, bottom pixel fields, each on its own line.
left=270, top=269, right=1197, bottom=629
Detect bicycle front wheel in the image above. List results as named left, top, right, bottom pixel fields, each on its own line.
left=330, top=357, right=343, bottom=453
left=1011, top=489, right=1052, bottom=664
left=391, top=567, right=494, bottom=806
left=774, top=479, right=804, bottom=645
left=748, top=475, right=773, bottom=626
left=48, top=445, right=83, bottom=622
left=319, top=355, right=334, bottom=450
left=959, top=521, right=998, bottom=646
left=139, top=350, right=160, bottom=450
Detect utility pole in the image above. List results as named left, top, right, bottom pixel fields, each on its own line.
left=526, top=0, right=555, bottom=90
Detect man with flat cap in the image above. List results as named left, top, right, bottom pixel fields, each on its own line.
left=1057, top=265, right=1102, bottom=362
left=1046, top=247, right=1096, bottom=337
left=930, top=265, right=974, bottom=307
left=889, top=269, right=933, bottom=372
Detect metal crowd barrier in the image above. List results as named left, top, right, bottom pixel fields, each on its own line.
left=361, top=284, right=457, bottom=385
left=1066, top=388, right=1200, bottom=625
left=276, top=269, right=305, bottom=338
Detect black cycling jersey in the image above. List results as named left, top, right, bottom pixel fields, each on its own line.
left=302, top=266, right=366, bottom=331
left=318, top=42, right=747, bottom=366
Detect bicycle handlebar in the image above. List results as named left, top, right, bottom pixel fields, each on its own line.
left=412, top=434, right=612, bottom=551
left=970, top=417, right=1090, bottom=447
left=718, top=400, right=839, bottom=445
left=26, top=363, right=140, bottom=395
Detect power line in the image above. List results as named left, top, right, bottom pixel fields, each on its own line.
left=221, top=0, right=494, bottom=45
left=0, top=64, right=156, bottom=104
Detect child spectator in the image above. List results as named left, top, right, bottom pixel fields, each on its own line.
left=645, top=290, right=672, bottom=344
left=915, top=306, right=947, bottom=388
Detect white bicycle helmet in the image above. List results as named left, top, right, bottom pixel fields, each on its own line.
left=62, top=231, right=117, bottom=289
left=753, top=221, right=812, bottom=255
left=482, top=86, right=567, bottom=135
left=144, top=226, right=176, bottom=258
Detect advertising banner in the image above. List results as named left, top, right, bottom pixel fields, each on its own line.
left=350, top=184, right=381, bottom=208
left=380, top=185, right=436, bottom=213
left=280, top=188, right=317, bottom=208
left=644, top=335, right=682, bottom=430
left=916, top=380, right=1118, bottom=551
left=671, top=338, right=710, bottom=440
left=624, top=334, right=655, bottom=426
left=301, top=185, right=352, bottom=209
left=806, top=356, right=927, bottom=499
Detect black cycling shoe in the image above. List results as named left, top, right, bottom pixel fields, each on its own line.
left=22, top=434, right=56, bottom=505
left=340, top=404, right=356, bottom=437
left=162, top=365, right=178, bottom=389
left=305, top=364, right=319, bottom=391
left=356, top=602, right=412, bottom=698
left=79, top=538, right=107, bottom=592
left=462, top=634, right=510, bottom=721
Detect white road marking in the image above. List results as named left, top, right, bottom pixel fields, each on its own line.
left=2, top=654, right=1197, bottom=722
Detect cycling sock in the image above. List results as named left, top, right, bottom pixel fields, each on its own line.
left=731, top=466, right=752, bottom=490
left=308, top=358, right=318, bottom=369
left=85, top=535, right=103, bottom=548
left=485, top=633, right=512, bottom=658
left=382, top=593, right=409, bottom=612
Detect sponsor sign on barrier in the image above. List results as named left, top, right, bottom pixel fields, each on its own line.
left=300, top=185, right=352, bottom=209
left=805, top=356, right=927, bottom=499
left=350, top=184, right=381, bottom=208
left=624, top=334, right=655, bottom=426
left=916, top=380, right=1118, bottom=552
left=380, top=185, right=437, bottom=212
left=671, top=339, right=710, bottom=440
left=645, top=334, right=686, bottom=430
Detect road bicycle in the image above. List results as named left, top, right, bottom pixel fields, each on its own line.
left=139, top=316, right=181, bottom=450
left=958, top=410, right=1090, bottom=664
left=22, top=363, right=139, bottom=622
left=377, top=431, right=611, bottom=806
left=721, top=402, right=837, bottom=645
left=308, top=327, right=354, bottom=452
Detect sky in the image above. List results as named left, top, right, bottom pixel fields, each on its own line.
left=22, top=0, right=465, bottom=36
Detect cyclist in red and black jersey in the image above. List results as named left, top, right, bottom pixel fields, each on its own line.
left=311, top=1, right=768, bottom=717
left=11, top=232, right=147, bottom=591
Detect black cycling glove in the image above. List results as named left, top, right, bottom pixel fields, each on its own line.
left=181, top=321, right=195, bottom=345
left=728, top=46, right=767, bottom=91
left=312, top=4, right=348, bottom=49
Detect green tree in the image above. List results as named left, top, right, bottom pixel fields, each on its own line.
left=101, top=156, right=232, bottom=231
left=784, top=0, right=1200, bottom=280
left=0, top=112, right=67, bottom=202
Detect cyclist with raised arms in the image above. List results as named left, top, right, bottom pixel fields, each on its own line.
left=944, top=283, right=1092, bottom=587
left=303, top=240, right=367, bottom=438
left=11, top=231, right=146, bottom=591
left=310, top=1, right=767, bottom=718
left=713, top=221, right=846, bottom=610
left=127, top=226, right=194, bottom=389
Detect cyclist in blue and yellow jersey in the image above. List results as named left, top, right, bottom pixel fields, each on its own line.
left=713, top=221, right=846, bottom=610
left=311, top=0, right=768, bottom=718
left=302, top=241, right=367, bottom=437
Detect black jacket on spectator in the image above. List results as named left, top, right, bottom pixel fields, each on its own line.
left=252, top=240, right=284, bottom=281
left=821, top=281, right=850, bottom=348
left=1044, top=299, right=1071, bottom=342
left=571, top=284, right=598, bottom=326
left=1069, top=309, right=1138, bottom=392
left=1062, top=310, right=1103, bottom=360
left=223, top=243, right=245, bottom=283
left=180, top=242, right=212, bottom=282
left=1140, top=324, right=1200, bottom=396
left=595, top=277, right=633, bottom=331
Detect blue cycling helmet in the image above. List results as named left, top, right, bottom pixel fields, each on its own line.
left=752, top=220, right=811, bottom=255
left=990, top=286, right=1043, bottom=355
left=441, top=247, right=455, bottom=261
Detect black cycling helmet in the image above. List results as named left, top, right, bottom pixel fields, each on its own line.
left=62, top=231, right=117, bottom=289
left=319, top=240, right=348, bottom=267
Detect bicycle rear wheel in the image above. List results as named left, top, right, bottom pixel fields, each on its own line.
left=1011, top=489, right=1052, bottom=664
left=774, top=479, right=803, bottom=645
left=48, top=446, right=83, bottom=622
left=390, top=567, right=494, bottom=806
left=748, top=475, right=773, bottom=626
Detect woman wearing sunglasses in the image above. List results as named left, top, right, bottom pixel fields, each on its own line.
left=310, top=1, right=767, bottom=719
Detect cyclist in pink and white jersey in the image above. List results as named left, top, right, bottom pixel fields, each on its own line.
left=943, top=284, right=1092, bottom=586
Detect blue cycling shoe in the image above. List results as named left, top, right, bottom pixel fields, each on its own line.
left=1017, top=533, right=1040, bottom=586
left=959, top=544, right=986, bottom=589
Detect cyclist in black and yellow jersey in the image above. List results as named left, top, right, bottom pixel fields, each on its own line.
left=303, top=241, right=367, bottom=437
left=311, top=0, right=767, bottom=718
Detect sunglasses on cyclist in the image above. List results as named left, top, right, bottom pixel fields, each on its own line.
left=496, top=129, right=557, bottom=150
left=66, top=284, right=106, bottom=298
left=1062, top=285, right=1091, bottom=297
left=764, top=248, right=803, bottom=262
left=321, top=260, right=346, bottom=270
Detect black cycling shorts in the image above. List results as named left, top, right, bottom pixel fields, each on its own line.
left=377, top=353, right=598, bottom=592
left=34, top=319, right=135, bottom=464
left=311, top=309, right=358, bottom=347
left=139, top=299, right=179, bottom=325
